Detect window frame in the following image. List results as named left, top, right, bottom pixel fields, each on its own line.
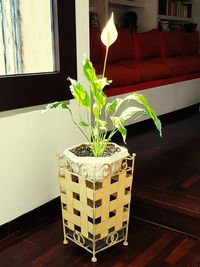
left=0, top=0, right=76, bottom=112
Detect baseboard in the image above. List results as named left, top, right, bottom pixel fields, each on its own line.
left=0, top=197, right=61, bottom=250
left=131, top=198, right=200, bottom=238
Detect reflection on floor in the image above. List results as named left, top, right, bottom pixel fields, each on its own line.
left=114, top=109, right=200, bottom=237
left=0, top=218, right=200, bottom=267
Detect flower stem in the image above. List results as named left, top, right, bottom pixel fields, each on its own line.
left=102, top=46, right=109, bottom=78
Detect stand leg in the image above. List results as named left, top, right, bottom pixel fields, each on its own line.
left=91, top=256, right=97, bottom=263
left=63, top=239, right=68, bottom=245
left=123, top=240, right=128, bottom=246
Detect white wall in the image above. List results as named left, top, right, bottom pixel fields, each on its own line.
left=136, top=0, right=158, bottom=32
left=0, top=0, right=89, bottom=226
left=193, top=0, right=200, bottom=31
left=108, top=0, right=158, bottom=31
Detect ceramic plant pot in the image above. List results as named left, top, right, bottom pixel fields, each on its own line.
left=63, top=142, right=129, bottom=181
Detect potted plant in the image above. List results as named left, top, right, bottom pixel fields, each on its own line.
left=44, top=13, right=162, bottom=262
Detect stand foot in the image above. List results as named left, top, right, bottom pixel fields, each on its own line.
left=63, top=239, right=68, bottom=245
left=123, top=240, right=128, bottom=246
left=91, top=256, right=97, bottom=263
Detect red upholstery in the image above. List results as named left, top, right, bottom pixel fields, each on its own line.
left=90, top=28, right=200, bottom=97
left=161, top=31, right=185, bottom=57
left=183, top=31, right=199, bottom=55
left=175, top=55, right=200, bottom=73
left=119, top=59, right=170, bottom=82
left=94, top=63, right=140, bottom=87
left=134, top=29, right=161, bottom=59
left=101, top=28, right=134, bottom=63
left=150, top=57, right=188, bottom=76
left=90, top=28, right=101, bottom=64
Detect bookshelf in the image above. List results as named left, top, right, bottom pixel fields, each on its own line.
left=158, top=0, right=194, bottom=31
left=159, top=0, right=192, bottom=19
left=158, top=15, right=192, bottom=22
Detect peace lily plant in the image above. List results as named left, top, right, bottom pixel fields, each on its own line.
left=45, top=13, right=162, bottom=157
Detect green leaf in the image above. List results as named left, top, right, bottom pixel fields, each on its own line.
left=113, top=93, right=162, bottom=137
left=111, top=116, right=127, bottom=143
left=130, top=93, right=162, bottom=137
left=115, top=98, right=124, bottom=112
left=68, top=78, right=90, bottom=110
left=82, top=56, right=110, bottom=119
left=120, top=106, right=144, bottom=121
left=91, top=79, right=107, bottom=107
left=105, top=99, right=121, bottom=116
left=43, top=101, right=69, bottom=112
left=93, top=103, right=101, bottom=119
left=91, top=84, right=107, bottom=119
left=43, top=101, right=74, bottom=119
left=97, top=119, right=107, bottom=130
left=94, top=77, right=110, bottom=90
left=83, top=55, right=98, bottom=83
left=78, top=121, right=89, bottom=127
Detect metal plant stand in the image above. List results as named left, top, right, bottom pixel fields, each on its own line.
left=58, top=154, right=135, bottom=262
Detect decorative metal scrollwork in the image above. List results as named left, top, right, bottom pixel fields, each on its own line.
left=106, top=232, right=119, bottom=245
left=65, top=158, right=73, bottom=171
left=59, top=154, right=135, bottom=181
left=99, top=164, right=111, bottom=178
left=73, top=231, right=85, bottom=246
left=120, top=158, right=128, bottom=171
left=78, top=164, right=90, bottom=178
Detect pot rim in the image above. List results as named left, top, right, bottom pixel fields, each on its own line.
left=63, top=142, right=129, bottom=164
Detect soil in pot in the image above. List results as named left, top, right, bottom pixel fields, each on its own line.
left=70, top=143, right=121, bottom=157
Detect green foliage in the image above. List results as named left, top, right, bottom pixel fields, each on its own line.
left=44, top=55, right=162, bottom=156
left=44, top=16, right=162, bottom=156
left=68, top=78, right=90, bottom=110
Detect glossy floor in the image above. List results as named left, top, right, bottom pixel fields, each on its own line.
left=114, top=111, right=200, bottom=236
left=0, top=218, right=200, bottom=267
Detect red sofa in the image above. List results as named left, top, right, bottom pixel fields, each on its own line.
left=90, top=28, right=200, bottom=97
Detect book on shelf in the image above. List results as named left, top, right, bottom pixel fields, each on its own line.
left=159, top=0, right=192, bottom=18
left=158, top=19, right=170, bottom=31
left=159, top=0, right=167, bottom=15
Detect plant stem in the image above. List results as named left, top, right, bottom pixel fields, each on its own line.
left=68, top=110, right=91, bottom=144
left=102, top=46, right=109, bottom=78
left=98, top=128, right=118, bottom=156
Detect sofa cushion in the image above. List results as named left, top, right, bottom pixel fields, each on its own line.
left=150, top=57, right=188, bottom=76
left=183, top=31, right=199, bottom=55
left=118, top=59, right=170, bottom=82
left=161, top=31, right=185, bottom=57
left=90, top=28, right=101, bottom=64
left=134, top=29, right=161, bottom=59
left=175, top=55, right=200, bottom=73
left=94, top=63, right=140, bottom=87
left=101, top=28, right=134, bottom=63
